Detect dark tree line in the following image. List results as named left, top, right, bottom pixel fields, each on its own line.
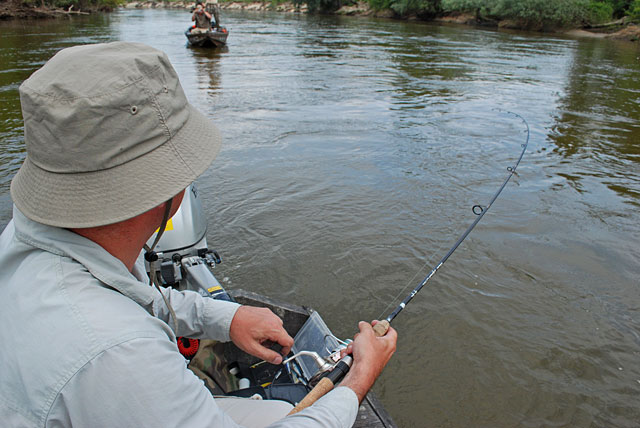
left=18, top=0, right=123, bottom=11
left=295, top=0, right=640, bottom=27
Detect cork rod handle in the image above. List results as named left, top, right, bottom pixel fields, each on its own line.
left=286, top=319, right=391, bottom=416
left=372, top=320, right=390, bottom=337
left=287, top=377, right=334, bottom=415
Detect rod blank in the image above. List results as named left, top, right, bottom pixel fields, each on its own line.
left=385, top=112, right=530, bottom=324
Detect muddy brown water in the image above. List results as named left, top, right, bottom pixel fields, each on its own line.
left=1, top=9, right=639, bottom=427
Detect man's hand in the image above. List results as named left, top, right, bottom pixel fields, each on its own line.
left=339, top=320, right=397, bottom=402
left=229, top=306, right=294, bottom=365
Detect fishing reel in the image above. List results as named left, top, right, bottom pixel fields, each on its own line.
left=264, top=312, right=353, bottom=389
left=281, top=336, right=352, bottom=386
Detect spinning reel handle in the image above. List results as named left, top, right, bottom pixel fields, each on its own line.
left=287, top=320, right=390, bottom=415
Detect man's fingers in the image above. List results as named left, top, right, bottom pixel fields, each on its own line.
left=339, top=342, right=353, bottom=358
left=358, top=320, right=375, bottom=336
left=270, top=330, right=293, bottom=361
left=251, top=343, right=285, bottom=365
left=257, top=327, right=293, bottom=364
left=229, top=306, right=296, bottom=364
left=268, top=325, right=294, bottom=351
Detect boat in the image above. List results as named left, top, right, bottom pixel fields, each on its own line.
left=185, top=4, right=228, bottom=48
left=185, top=27, right=229, bottom=48
left=146, top=183, right=397, bottom=427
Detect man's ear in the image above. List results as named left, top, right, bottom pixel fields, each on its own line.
left=168, top=189, right=186, bottom=218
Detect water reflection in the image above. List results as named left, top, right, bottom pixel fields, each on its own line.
left=550, top=38, right=640, bottom=204
left=189, top=47, right=225, bottom=92
left=0, top=15, right=114, bottom=221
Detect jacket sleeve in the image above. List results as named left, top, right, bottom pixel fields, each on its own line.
left=46, top=337, right=358, bottom=428
left=152, top=286, right=240, bottom=342
left=47, top=336, right=242, bottom=427
left=132, top=253, right=240, bottom=341
left=270, top=387, right=359, bottom=428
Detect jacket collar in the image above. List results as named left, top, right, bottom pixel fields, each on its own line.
left=12, top=206, right=155, bottom=310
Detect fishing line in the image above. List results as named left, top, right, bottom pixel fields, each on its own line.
left=377, top=110, right=530, bottom=324
left=376, top=244, right=442, bottom=321
left=288, top=111, right=530, bottom=415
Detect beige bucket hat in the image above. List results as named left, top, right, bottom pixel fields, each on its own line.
left=10, top=42, right=222, bottom=228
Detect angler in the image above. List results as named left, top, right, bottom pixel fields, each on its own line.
left=0, top=42, right=396, bottom=428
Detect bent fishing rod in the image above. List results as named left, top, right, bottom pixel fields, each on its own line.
left=288, top=112, right=530, bottom=415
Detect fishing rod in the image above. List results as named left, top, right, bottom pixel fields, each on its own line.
left=289, top=111, right=530, bottom=415
left=373, top=111, right=530, bottom=335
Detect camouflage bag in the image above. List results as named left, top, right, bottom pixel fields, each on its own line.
left=188, top=339, right=238, bottom=395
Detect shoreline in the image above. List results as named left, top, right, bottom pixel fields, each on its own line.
left=125, top=3, right=640, bottom=41
left=0, top=0, right=107, bottom=20
left=1, top=0, right=638, bottom=42
left=123, top=0, right=308, bottom=13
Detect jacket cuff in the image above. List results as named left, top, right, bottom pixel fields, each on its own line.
left=203, top=299, right=241, bottom=342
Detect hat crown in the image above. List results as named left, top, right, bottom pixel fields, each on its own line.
left=19, top=42, right=190, bottom=174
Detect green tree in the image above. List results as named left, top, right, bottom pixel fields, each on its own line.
left=22, top=0, right=125, bottom=10
left=609, top=0, right=633, bottom=17
left=390, top=0, right=440, bottom=17
left=369, top=0, right=394, bottom=11
left=491, top=0, right=589, bottom=28
left=441, top=0, right=483, bottom=13
left=294, top=0, right=342, bottom=13
left=629, top=0, right=640, bottom=19
left=587, top=1, right=613, bottom=23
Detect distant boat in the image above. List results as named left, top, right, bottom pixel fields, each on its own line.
left=185, top=27, right=229, bottom=48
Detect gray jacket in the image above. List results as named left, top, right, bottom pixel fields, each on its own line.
left=0, top=207, right=358, bottom=427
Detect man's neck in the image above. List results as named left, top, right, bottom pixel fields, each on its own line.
left=70, top=213, right=158, bottom=271
left=70, top=191, right=184, bottom=272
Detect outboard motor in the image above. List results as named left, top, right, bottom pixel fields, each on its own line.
left=145, top=183, right=231, bottom=301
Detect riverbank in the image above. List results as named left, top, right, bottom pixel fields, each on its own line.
left=123, top=0, right=391, bottom=17
left=121, top=1, right=640, bottom=41
left=434, top=12, right=640, bottom=41
left=123, top=0, right=308, bottom=13
left=1, top=0, right=638, bottom=41
left=0, top=0, right=112, bottom=20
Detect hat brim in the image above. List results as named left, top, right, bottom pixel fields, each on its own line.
left=11, top=104, right=222, bottom=228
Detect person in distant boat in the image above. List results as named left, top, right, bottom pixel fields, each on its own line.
left=192, top=1, right=213, bottom=33
left=0, top=42, right=397, bottom=428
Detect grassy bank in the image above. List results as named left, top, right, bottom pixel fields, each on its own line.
left=121, top=0, right=640, bottom=38
left=2, top=0, right=638, bottom=38
left=296, top=0, right=640, bottom=30
left=438, top=0, right=640, bottom=31
left=0, top=0, right=122, bottom=19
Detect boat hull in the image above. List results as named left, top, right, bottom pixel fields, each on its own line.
left=185, top=28, right=229, bottom=48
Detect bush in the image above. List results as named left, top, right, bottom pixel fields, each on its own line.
left=587, top=1, right=613, bottom=23
left=390, top=0, right=439, bottom=16
left=441, top=0, right=482, bottom=13
left=490, top=0, right=589, bottom=28
left=440, top=0, right=590, bottom=27
left=293, top=0, right=342, bottom=12
left=629, top=0, right=640, bottom=19
left=369, top=0, right=393, bottom=11
left=26, top=0, right=126, bottom=10
left=610, top=0, right=633, bottom=17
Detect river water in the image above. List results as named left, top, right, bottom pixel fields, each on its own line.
left=1, top=9, right=639, bottom=427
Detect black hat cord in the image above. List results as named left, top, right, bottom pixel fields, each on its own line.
left=143, top=199, right=179, bottom=333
